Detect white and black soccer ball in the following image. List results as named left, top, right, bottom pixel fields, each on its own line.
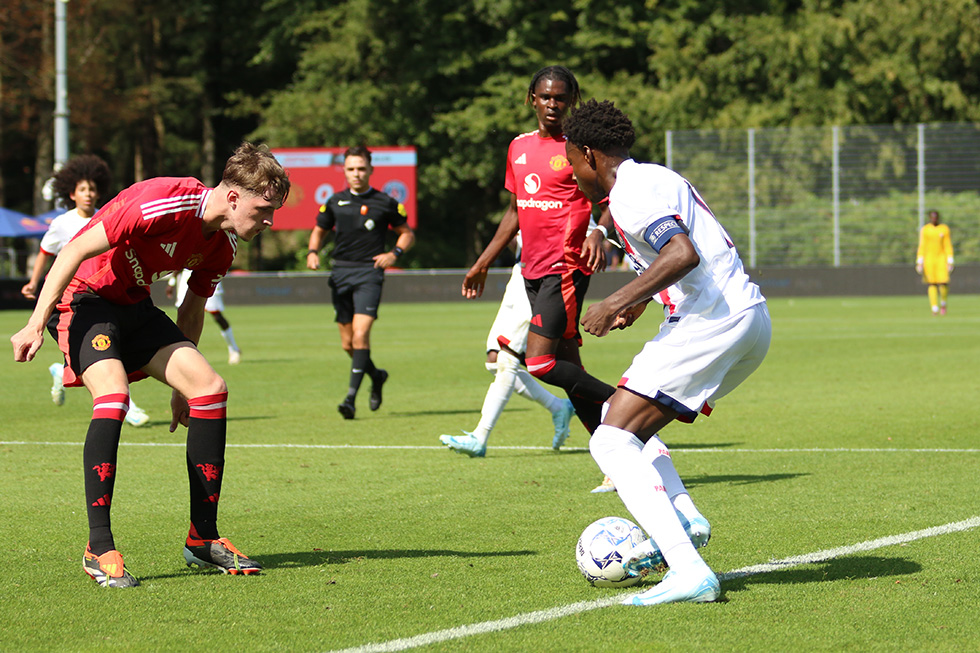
left=575, top=516, right=646, bottom=587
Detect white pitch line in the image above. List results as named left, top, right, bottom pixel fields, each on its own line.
left=2, top=441, right=979, bottom=454
left=324, top=516, right=980, bottom=653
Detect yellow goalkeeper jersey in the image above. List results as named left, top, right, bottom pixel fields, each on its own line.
left=917, top=223, right=953, bottom=284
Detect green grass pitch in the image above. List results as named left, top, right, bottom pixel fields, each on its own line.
left=1, top=294, right=977, bottom=651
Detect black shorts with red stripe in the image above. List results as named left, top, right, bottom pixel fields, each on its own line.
left=47, top=291, right=191, bottom=387
left=523, top=269, right=590, bottom=344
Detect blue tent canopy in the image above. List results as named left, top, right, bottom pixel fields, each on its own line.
left=0, top=207, right=49, bottom=238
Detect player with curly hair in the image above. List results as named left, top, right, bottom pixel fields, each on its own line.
left=22, top=155, right=151, bottom=426
left=564, top=99, right=771, bottom=605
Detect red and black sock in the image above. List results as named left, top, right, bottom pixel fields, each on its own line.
left=84, top=393, right=128, bottom=555
left=186, top=392, right=227, bottom=541
left=526, top=355, right=615, bottom=434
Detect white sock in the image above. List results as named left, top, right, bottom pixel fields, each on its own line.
left=472, top=350, right=520, bottom=444
left=128, top=398, right=142, bottom=413
left=514, top=369, right=562, bottom=413
left=221, top=327, right=239, bottom=352
left=590, top=424, right=702, bottom=570
left=641, top=436, right=705, bottom=524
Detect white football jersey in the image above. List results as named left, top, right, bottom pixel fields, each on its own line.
left=39, top=208, right=92, bottom=256
left=608, top=159, right=763, bottom=323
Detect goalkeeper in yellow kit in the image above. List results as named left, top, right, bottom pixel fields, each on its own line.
left=915, top=210, right=954, bottom=315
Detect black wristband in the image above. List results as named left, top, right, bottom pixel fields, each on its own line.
left=307, top=249, right=318, bottom=255
left=392, top=247, right=404, bottom=258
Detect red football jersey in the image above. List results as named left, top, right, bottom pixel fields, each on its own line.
left=65, top=177, right=236, bottom=305
left=504, top=131, right=593, bottom=279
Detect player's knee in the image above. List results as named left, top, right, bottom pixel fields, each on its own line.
left=526, top=354, right=557, bottom=380
left=589, top=424, right=638, bottom=470
left=492, top=350, right=521, bottom=383
left=193, top=371, right=227, bottom=398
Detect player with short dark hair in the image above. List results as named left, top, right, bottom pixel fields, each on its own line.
left=11, top=142, right=290, bottom=588
left=915, top=209, right=953, bottom=315
left=564, top=99, right=771, bottom=605
left=306, top=146, right=415, bottom=420
left=446, top=66, right=615, bottom=458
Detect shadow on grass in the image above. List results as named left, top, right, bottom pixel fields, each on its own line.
left=387, top=409, right=490, bottom=418
left=126, top=415, right=275, bottom=429
left=257, top=548, right=537, bottom=569
left=684, top=472, right=808, bottom=488
left=719, top=555, right=921, bottom=597
left=132, top=549, right=537, bottom=581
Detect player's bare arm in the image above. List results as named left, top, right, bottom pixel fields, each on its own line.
left=165, top=289, right=208, bottom=431
left=175, top=289, right=207, bottom=346
left=582, top=229, right=607, bottom=273
left=463, top=197, right=520, bottom=299
left=21, top=251, right=54, bottom=300
left=582, top=205, right=612, bottom=273
left=306, top=225, right=328, bottom=270
left=10, top=223, right=110, bottom=362
left=581, top=233, right=699, bottom=338
left=373, top=224, right=415, bottom=269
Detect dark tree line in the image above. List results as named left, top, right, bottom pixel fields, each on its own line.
left=2, top=0, right=978, bottom=268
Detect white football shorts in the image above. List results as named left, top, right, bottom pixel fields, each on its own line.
left=485, top=264, right=531, bottom=355
left=175, top=270, right=225, bottom=314
left=619, top=302, right=771, bottom=423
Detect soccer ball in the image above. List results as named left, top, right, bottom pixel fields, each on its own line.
left=575, top=516, right=646, bottom=588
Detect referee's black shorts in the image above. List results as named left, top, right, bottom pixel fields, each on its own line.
left=328, top=262, right=384, bottom=323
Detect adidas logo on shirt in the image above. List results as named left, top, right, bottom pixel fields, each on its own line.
left=514, top=153, right=527, bottom=165
left=160, top=242, right=177, bottom=257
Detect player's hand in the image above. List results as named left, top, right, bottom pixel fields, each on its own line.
left=462, top=266, right=487, bottom=299
left=373, top=252, right=397, bottom=269
left=583, top=230, right=607, bottom=273
left=10, top=324, right=44, bottom=362
left=948, top=262, right=954, bottom=273
left=915, top=264, right=923, bottom=275
left=20, top=282, right=38, bottom=300
left=611, top=302, right=648, bottom=330
left=581, top=300, right=620, bottom=337
left=169, top=390, right=190, bottom=432
left=306, top=251, right=320, bottom=270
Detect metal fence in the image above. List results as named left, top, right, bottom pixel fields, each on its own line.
left=666, top=123, right=980, bottom=267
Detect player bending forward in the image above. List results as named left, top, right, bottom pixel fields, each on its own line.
left=563, top=100, right=771, bottom=605
left=11, top=143, right=290, bottom=588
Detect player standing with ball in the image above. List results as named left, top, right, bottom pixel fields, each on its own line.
left=563, top=100, right=771, bottom=605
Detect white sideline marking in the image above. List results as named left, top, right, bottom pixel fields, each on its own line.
left=2, top=441, right=979, bottom=454
left=324, top=516, right=980, bottom=653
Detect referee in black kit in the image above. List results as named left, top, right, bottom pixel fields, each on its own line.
left=306, top=146, right=415, bottom=420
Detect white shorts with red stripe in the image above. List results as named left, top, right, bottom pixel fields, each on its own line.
left=485, top=264, right=531, bottom=355
left=619, top=302, right=770, bottom=423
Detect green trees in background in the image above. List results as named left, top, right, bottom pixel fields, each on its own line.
left=2, top=0, right=978, bottom=268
